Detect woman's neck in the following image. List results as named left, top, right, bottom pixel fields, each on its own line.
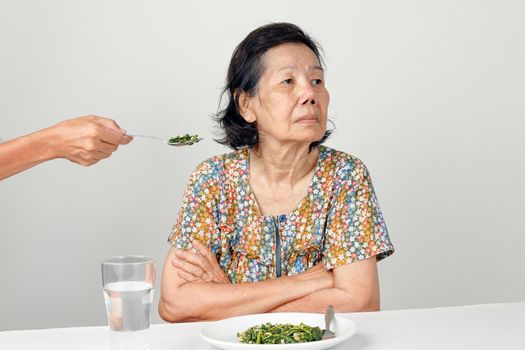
left=249, top=142, right=318, bottom=187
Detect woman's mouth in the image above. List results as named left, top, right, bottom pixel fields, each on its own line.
left=295, top=115, right=319, bottom=123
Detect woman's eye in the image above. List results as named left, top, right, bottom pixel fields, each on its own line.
left=282, top=79, right=293, bottom=85
left=312, top=79, right=323, bottom=85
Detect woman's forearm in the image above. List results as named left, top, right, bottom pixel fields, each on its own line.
left=270, top=257, right=381, bottom=313
left=159, top=273, right=329, bottom=322
left=269, top=286, right=380, bottom=313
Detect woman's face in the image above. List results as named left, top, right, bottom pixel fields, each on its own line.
left=242, top=43, right=330, bottom=146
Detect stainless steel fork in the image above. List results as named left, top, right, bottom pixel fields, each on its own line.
left=322, top=304, right=336, bottom=340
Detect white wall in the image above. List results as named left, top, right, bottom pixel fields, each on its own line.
left=1, top=0, right=524, bottom=331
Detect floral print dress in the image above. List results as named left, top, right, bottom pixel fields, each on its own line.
left=168, top=145, right=394, bottom=284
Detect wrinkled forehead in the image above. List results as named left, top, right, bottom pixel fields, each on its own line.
left=260, top=43, right=322, bottom=74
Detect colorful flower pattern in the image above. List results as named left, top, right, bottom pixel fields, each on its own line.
left=168, top=146, right=394, bottom=283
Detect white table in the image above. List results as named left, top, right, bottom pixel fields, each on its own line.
left=1, top=302, right=524, bottom=350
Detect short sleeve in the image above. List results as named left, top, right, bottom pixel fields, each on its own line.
left=322, top=158, right=394, bottom=269
left=167, top=160, right=222, bottom=255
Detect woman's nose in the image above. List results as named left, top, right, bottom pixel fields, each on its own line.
left=299, top=84, right=316, bottom=105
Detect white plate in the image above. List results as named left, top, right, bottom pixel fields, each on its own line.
left=200, top=312, right=356, bottom=350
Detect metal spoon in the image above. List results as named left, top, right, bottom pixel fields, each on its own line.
left=127, top=134, right=203, bottom=147
left=322, top=304, right=336, bottom=340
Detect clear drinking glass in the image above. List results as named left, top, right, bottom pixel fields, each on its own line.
left=101, top=256, right=156, bottom=332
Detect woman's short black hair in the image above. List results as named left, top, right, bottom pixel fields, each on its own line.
left=215, top=22, right=332, bottom=150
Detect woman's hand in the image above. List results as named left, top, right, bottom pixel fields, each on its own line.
left=171, top=240, right=230, bottom=284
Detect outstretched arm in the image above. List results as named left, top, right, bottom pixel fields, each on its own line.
left=0, top=115, right=132, bottom=180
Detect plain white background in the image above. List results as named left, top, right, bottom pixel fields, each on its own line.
left=1, top=0, right=524, bottom=331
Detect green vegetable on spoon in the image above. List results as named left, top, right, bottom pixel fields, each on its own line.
left=168, top=134, right=201, bottom=145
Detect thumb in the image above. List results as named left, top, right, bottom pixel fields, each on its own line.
left=92, top=116, right=127, bottom=134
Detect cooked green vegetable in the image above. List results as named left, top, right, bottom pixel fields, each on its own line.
left=237, top=322, right=326, bottom=344
left=168, top=134, right=199, bottom=144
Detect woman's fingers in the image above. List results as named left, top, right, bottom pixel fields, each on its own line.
left=192, top=240, right=218, bottom=265
left=192, top=240, right=230, bottom=284
left=172, top=242, right=230, bottom=284
left=177, top=270, right=199, bottom=282
left=174, top=247, right=212, bottom=273
left=174, top=260, right=213, bottom=283
left=172, top=254, right=205, bottom=279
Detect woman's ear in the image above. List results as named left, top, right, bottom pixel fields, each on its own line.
left=238, top=91, right=256, bottom=123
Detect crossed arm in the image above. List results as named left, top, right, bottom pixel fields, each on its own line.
left=158, top=240, right=380, bottom=322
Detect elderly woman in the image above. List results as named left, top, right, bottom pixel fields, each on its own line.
left=159, top=23, right=394, bottom=322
